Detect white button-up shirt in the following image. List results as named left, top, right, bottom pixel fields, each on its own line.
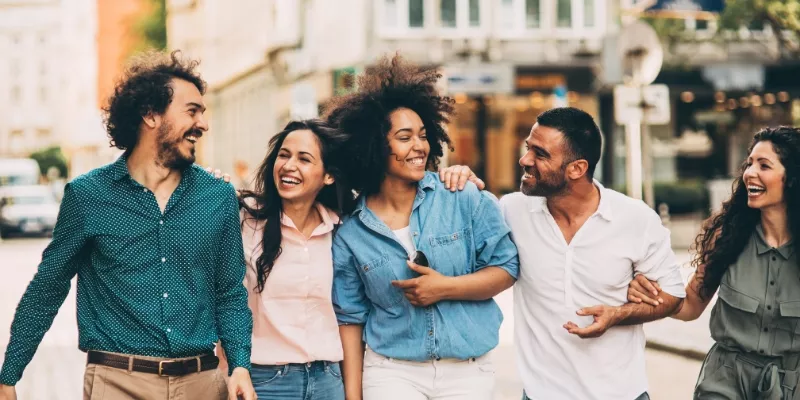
left=500, top=182, right=686, bottom=400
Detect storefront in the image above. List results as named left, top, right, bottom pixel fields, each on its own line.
left=445, top=65, right=599, bottom=194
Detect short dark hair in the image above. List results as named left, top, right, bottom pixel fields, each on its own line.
left=536, top=107, right=602, bottom=179
left=323, top=54, right=455, bottom=196
left=103, top=50, right=206, bottom=152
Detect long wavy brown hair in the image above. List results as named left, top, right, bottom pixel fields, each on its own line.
left=695, top=126, right=800, bottom=299
left=239, top=119, right=354, bottom=293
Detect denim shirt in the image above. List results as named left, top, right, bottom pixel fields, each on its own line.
left=332, top=172, right=519, bottom=361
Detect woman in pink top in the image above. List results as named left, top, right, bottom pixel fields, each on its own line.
left=221, top=119, right=355, bottom=400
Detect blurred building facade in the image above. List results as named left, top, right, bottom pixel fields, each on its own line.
left=0, top=0, right=100, bottom=178
left=167, top=0, right=368, bottom=188
left=167, top=0, right=612, bottom=192
left=597, top=1, right=800, bottom=215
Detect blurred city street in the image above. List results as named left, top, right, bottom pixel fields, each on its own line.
left=0, top=236, right=704, bottom=400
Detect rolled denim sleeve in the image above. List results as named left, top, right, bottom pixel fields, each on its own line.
left=471, top=190, right=519, bottom=279
left=332, top=237, right=370, bottom=325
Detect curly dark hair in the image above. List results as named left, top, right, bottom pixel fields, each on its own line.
left=696, top=126, right=800, bottom=299
left=103, top=50, right=206, bottom=151
left=323, top=54, right=455, bottom=195
left=239, top=119, right=355, bottom=293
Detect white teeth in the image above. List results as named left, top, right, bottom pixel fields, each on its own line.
left=747, top=185, right=765, bottom=191
left=281, top=177, right=300, bottom=185
left=186, top=136, right=197, bottom=143
left=407, top=157, right=424, bottom=165
left=522, top=173, right=533, bottom=179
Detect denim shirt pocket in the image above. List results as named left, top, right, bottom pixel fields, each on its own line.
left=360, top=256, right=405, bottom=309
left=428, top=228, right=471, bottom=276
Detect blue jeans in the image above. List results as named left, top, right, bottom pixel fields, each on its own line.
left=523, top=391, right=650, bottom=400
left=251, top=361, right=344, bottom=400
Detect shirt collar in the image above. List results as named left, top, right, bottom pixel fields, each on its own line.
left=110, top=153, right=131, bottom=181
left=352, top=173, right=437, bottom=215
left=282, top=203, right=340, bottom=236
left=755, top=224, right=794, bottom=259
left=528, top=179, right=613, bottom=221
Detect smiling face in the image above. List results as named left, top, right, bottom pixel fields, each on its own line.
left=385, top=107, right=430, bottom=183
left=272, top=129, right=334, bottom=204
left=518, top=123, right=571, bottom=197
left=743, top=140, right=786, bottom=210
left=155, top=78, right=208, bottom=169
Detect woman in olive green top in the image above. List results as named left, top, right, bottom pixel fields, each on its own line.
left=629, top=126, right=800, bottom=399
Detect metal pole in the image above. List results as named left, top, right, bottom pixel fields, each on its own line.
left=641, top=120, right=655, bottom=207
left=626, top=120, right=643, bottom=200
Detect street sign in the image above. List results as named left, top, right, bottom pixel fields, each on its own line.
left=613, top=84, right=671, bottom=125
left=442, top=63, right=514, bottom=95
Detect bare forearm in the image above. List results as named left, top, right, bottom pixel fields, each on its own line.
left=617, top=293, right=682, bottom=325
left=441, top=267, right=515, bottom=301
left=339, top=324, right=365, bottom=400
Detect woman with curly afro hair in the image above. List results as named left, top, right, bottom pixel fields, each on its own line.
left=628, top=127, right=800, bottom=399
left=325, top=55, right=520, bottom=400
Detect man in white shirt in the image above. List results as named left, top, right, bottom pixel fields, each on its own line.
left=499, top=107, right=686, bottom=400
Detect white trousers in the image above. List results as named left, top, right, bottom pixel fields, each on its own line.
left=362, top=348, right=495, bottom=400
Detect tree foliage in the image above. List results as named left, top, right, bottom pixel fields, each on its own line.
left=644, top=0, right=800, bottom=58
left=29, top=146, right=68, bottom=180
left=132, top=0, right=167, bottom=53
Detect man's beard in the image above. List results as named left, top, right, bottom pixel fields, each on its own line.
left=156, top=122, right=196, bottom=170
left=520, top=165, right=567, bottom=197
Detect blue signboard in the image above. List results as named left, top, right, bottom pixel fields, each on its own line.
left=645, top=0, right=725, bottom=19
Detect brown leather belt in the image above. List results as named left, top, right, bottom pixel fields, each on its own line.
left=87, top=351, right=219, bottom=377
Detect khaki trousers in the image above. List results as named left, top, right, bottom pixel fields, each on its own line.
left=83, top=352, right=228, bottom=400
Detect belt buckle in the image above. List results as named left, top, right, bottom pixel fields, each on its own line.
left=158, top=360, right=167, bottom=377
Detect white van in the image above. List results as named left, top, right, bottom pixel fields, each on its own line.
left=0, top=158, right=41, bottom=186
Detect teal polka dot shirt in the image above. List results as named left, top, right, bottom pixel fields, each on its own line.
left=0, top=155, right=252, bottom=385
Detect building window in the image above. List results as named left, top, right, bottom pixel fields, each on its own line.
left=9, top=130, right=24, bottom=155
left=409, top=0, right=424, bottom=27
left=557, top=0, right=572, bottom=28
left=11, top=86, right=21, bottom=104
left=384, top=0, right=398, bottom=28
left=441, top=0, right=457, bottom=28
left=39, top=87, right=47, bottom=103
left=469, top=0, right=480, bottom=27
left=696, top=19, right=709, bottom=30
left=583, top=0, right=595, bottom=27
left=9, top=60, right=20, bottom=78
left=526, top=0, right=541, bottom=29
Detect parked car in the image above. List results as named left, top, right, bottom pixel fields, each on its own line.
left=0, top=185, right=59, bottom=238
left=0, top=158, right=41, bottom=187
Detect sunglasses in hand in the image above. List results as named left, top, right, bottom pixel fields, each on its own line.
left=412, top=250, right=429, bottom=267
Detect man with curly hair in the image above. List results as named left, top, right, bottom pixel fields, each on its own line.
left=0, top=51, right=256, bottom=400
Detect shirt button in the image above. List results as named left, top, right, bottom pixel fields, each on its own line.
left=163, top=293, right=168, bottom=298
left=166, top=328, right=171, bottom=333
left=764, top=328, right=769, bottom=332
left=772, top=256, right=777, bottom=261
left=760, top=350, right=765, bottom=354
left=304, top=248, right=308, bottom=252
left=767, top=305, right=772, bottom=310
left=428, top=330, right=433, bottom=336
left=413, top=232, right=418, bottom=236
left=143, top=188, right=148, bottom=193
left=771, top=281, right=775, bottom=286
left=159, top=220, right=164, bottom=225
left=162, top=257, right=166, bottom=263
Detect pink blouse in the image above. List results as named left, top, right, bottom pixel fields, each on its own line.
left=240, top=202, right=343, bottom=365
